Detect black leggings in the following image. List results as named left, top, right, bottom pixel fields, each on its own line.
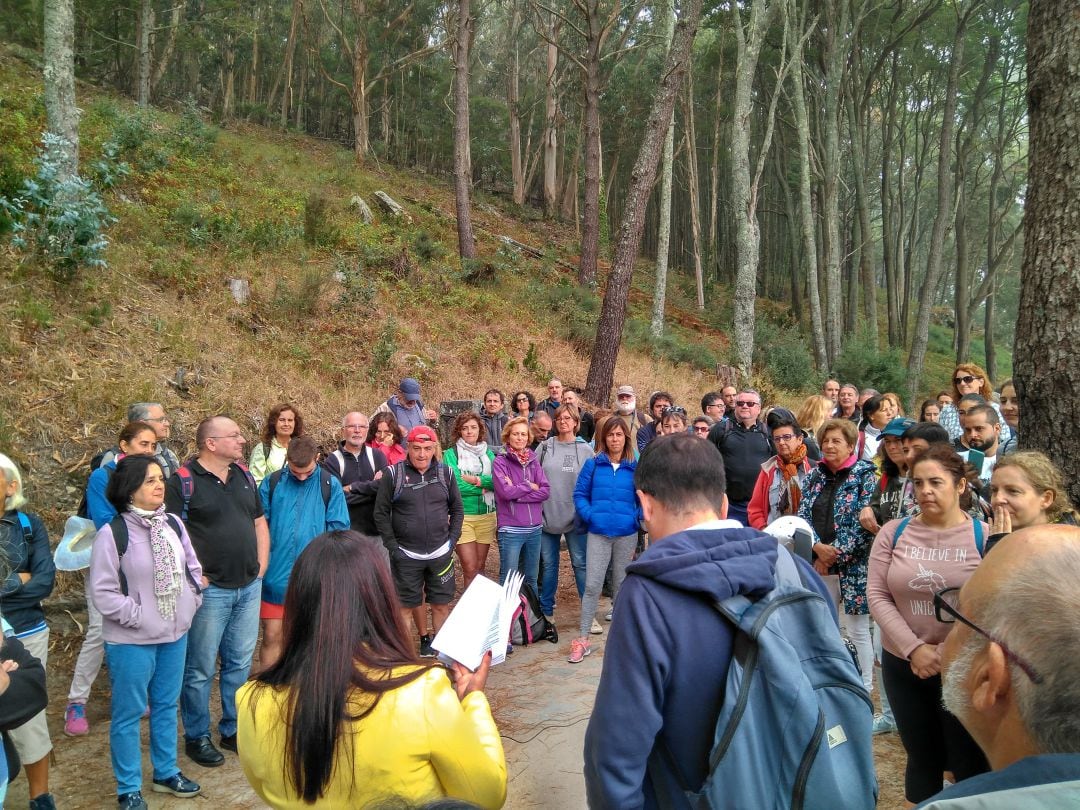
left=881, top=649, right=989, bottom=802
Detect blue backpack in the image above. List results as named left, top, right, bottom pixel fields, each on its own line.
left=666, top=548, right=877, bottom=809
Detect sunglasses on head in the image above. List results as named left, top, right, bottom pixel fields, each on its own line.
left=954, top=375, right=980, bottom=386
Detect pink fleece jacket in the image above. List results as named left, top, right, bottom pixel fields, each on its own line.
left=867, top=515, right=988, bottom=660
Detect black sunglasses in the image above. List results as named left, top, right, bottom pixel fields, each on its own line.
left=933, top=587, right=1043, bottom=684
left=954, top=375, right=981, bottom=386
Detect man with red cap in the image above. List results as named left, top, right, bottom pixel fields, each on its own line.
left=373, top=425, right=464, bottom=656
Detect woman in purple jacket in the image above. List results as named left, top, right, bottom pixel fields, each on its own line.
left=492, top=417, right=550, bottom=595
left=90, top=455, right=204, bottom=810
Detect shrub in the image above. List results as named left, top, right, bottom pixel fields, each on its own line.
left=369, top=317, right=399, bottom=384
left=335, top=255, right=377, bottom=308
left=0, top=133, right=115, bottom=281
left=412, top=230, right=446, bottom=262
left=754, top=322, right=816, bottom=391
left=833, top=328, right=909, bottom=393
left=527, top=279, right=599, bottom=354
left=272, top=267, right=329, bottom=321
left=303, top=189, right=339, bottom=247
left=170, top=103, right=218, bottom=157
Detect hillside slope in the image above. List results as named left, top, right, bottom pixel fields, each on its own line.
left=0, top=47, right=733, bottom=536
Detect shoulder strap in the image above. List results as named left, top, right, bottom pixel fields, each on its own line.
left=390, top=462, right=405, bottom=502
left=973, top=518, right=984, bottom=556
left=437, top=461, right=451, bottom=495
left=234, top=461, right=257, bottom=490
left=15, top=512, right=32, bottom=541
left=365, top=445, right=375, bottom=471
left=328, top=449, right=345, bottom=477
left=891, top=516, right=913, bottom=549
left=108, top=515, right=131, bottom=596
left=320, top=469, right=332, bottom=508
left=267, top=469, right=283, bottom=504
left=176, top=464, right=195, bottom=521
left=539, top=439, right=549, bottom=466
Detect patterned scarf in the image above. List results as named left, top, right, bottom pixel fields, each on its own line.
left=456, top=439, right=495, bottom=509
left=777, top=443, right=808, bottom=516
left=129, top=504, right=182, bottom=620
left=510, top=447, right=532, bottom=467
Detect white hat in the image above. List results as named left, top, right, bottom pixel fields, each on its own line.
left=762, top=516, right=815, bottom=564
left=53, top=516, right=97, bottom=571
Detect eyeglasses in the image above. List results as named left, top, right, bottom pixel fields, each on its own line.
left=772, top=433, right=798, bottom=443
left=145, top=416, right=171, bottom=423
left=516, top=396, right=529, bottom=402
left=662, top=406, right=687, bottom=417
left=693, top=425, right=711, bottom=434
left=933, top=587, right=1043, bottom=684
left=735, top=400, right=760, bottom=408
left=209, top=433, right=243, bottom=441
left=954, top=375, right=981, bottom=386
left=345, top=424, right=368, bottom=431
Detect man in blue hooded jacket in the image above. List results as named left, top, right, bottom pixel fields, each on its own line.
left=583, top=433, right=833, bottom=809
left=258, top=435, right=348, bottom=668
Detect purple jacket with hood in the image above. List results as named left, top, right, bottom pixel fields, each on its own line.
left=492, top=449, right=550, bottom=529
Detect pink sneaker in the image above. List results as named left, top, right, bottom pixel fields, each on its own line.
left=64, top=702, right=89, bottom=736
left=568, top=637, right=591, bottom=664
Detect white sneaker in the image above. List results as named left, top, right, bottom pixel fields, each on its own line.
left=872, top=714, right=897, bottom=735
left=605, top=610, right=613, bottom=621
left=590, top=618, right=603, bottom=635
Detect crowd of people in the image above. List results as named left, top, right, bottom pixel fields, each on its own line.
left=0, top=364, right=1078, bottom=809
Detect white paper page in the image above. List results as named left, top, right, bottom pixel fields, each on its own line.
left=495, top=571, right=524, bottom=665
left=432, top=574, right=508, bottom=671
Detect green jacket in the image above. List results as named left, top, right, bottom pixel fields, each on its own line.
left=443, top=446, right=496, bottom=516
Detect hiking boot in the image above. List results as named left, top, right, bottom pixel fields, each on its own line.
left=118, top=792, right=147, bottom=810
left=64, top=702, right=89, bottom=736
left=419, top=635, right=435, bottom=657
left=28, top=794, right=57, bottom=810
left=219, top=733, right=237, bottom=753
left=152, top=772, right=201, bottom=798
left=872, top=714, right=897, bottom=735
left=568, top=637, right=591, bottom=664
left=590, top=618, right=603, bottom=635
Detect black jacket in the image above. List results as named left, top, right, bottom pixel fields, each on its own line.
left=0, top=632, right=49, bottom=781
left=707, top=421, right=775, bottom=505
left=373, top=460, right=464, bottom=556
left=322, top=442, right=388, bottom=535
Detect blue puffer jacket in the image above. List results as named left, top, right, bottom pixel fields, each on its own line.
left=573, top=454, right=640, bottom=537
left=259, top=468, right=349, bottom=605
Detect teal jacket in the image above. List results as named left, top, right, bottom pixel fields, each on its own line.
left=259, top=468, right=349, bottom=604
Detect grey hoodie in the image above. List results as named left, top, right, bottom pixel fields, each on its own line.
left=536, top=436, right=594, bottom=534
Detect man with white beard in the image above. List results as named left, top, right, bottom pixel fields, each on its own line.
left=919, top=525, right=1080, bottom=807
left=613, top=385, right=648, bottom=439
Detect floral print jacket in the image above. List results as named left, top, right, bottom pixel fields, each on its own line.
left=797, top=459, right=878, bottom=615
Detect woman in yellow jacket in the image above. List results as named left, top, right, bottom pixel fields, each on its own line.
left=237, top=531, right=506, bottom=809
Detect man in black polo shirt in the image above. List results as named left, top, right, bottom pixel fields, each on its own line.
left=166, top=415, right=268, bottom=768
left=374, top=425, right=464, bottom=657
left=707, top=388, right=773, bottom=527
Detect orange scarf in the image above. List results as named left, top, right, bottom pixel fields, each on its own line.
left=777, top=443, right=808, bottom=515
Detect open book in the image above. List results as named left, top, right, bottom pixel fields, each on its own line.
left=431, top=571, right=523, bottom=671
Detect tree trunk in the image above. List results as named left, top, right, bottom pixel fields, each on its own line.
left=881, top=56, right=901, bottom=346
left=507, top=0, right=525, bottom=206
left=847, top=83, right=877, bottom=345
left=786, top=0, right=827, bottom=369
left=277, top=0, right=302, bottom=129
left=248, top=5, right=260, bottom=105
left=351, top=6, right=369, bottom=162
left=135, top=0, right=153, bottom=107
left=561, top=111, right=582, bottom=223
left=1016, top=0, right=1080, bottom=499
left=578, top=16, right=603, bottom=286
left=43, top=0, right=78, bottom=177
left=150, top=1, right=182, bottom=93
left=222, top=32, right=237, bottom=121
left=650, top=0, right=677, bottom=336
left=683, top=72, right=705, bottom=310
left=984, top=289, right=995, bottom=380
left=543, top=18, right=559, bottom=218
left=906, top=5, right=972, bottom=404
left=819, top=0, right=850, bottom=366
left=584, top=0, right=704, bottom=405
left=452, top=0, right=475, bottom=259
left=729, top=0, right=775, bottom=376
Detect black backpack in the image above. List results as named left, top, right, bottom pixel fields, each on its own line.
left=75, top=448, right=114, bottom=519
left=509, top=581, right=559, bottom=646
left=266, top=467, right=334, bottom=508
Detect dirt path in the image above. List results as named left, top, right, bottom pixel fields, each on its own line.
left=8, top=554, right=908, bottom=809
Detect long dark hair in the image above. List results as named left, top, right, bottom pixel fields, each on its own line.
left=367, top=412, right=403, bottom=446
left=249, top=531, right=434, bottom=802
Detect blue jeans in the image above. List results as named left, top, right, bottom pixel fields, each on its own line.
left=540, top=530, right=586, bottom=614
left=498, top=527, right=541, bottom=599
left=106, top=637, right=188, bottom=795
left=181, top=578, right=261, bottom=740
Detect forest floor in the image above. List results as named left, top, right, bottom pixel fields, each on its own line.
left=5, top=552, right=908, bottom=810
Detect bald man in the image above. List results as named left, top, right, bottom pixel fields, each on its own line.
left=917, top=525, right=1080, bottom=807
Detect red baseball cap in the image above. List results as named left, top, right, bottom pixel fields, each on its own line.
left=406, top=425, right=438, bottom=444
